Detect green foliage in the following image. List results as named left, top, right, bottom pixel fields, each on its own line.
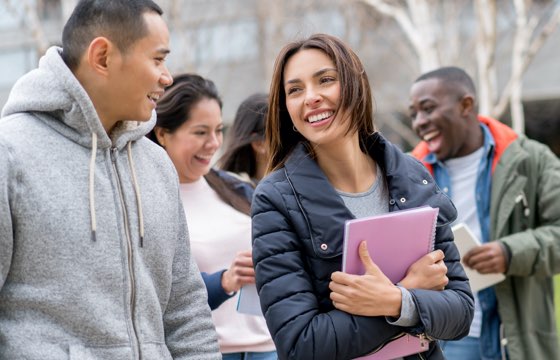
left=556, top=275, right=560, bottom=338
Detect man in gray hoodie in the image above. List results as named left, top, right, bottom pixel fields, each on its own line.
left=0, top=0, right=221, bottom=359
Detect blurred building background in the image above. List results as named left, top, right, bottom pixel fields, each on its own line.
left=0, top=0, right=559, bottom=154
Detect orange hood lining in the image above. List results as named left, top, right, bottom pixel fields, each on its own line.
left=411, top=115, right=518, bottom=174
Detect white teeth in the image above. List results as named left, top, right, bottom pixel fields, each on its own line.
left=423, top=130, right=440, bottom=142
left=308, top=111, right=333, bottom=123
left=148, top=93, right=160, bottom=101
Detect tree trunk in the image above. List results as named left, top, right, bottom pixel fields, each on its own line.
left=360, top=0, right=440, bottom=71
left=509, top=0, right=534, bottom=133
left=492, top=2, right=560, bottom=120
left=474, top=0, right=497, bottom=116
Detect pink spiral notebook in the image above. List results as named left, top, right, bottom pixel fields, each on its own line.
left=342, top=206, right=439, bottom=360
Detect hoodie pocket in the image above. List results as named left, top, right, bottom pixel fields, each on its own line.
left=69, top=343, right=173, bottom=360
left=69, top=344, right=130, bottom=359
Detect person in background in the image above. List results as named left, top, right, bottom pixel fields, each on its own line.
left=218, top=93, right=269, bottom=185
left=410, top=66, right=560, bottom=360
left=251, top=33, right=474, bottom=360
left=147, top=73, right=276, bottom=360
left=0, top=0, right=220, bottom=358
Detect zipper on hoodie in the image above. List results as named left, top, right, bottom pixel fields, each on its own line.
left=111, top=147, right=141, bottom=359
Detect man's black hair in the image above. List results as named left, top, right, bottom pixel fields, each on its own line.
left=414, top=66, right=477, bottom=98
left=61, top=0, right=163, bottom=70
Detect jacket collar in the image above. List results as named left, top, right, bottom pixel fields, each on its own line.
left=479, top=115, right=518, bottom=172
left=284, top=132, right=432, bottom=210
left=282, top=133, right=445, bottom=256
left=2, top=47, right=156, bottom=150
left=284, top=142, right=353, bottom=256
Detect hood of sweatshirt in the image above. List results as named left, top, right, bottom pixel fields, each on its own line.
left=1, top=46, right=155, bottom=150
left=1, top=46, right=159, bottom=244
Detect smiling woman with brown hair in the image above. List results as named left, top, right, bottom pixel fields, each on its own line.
left=250, top=33, right=474, bottom=360
left=147, top=73, right=276, bottom=360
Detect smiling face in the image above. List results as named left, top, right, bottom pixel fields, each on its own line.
left=283, top=48, right=351, bottom=148
left=158, top=98, right=223, bottom=183
left=106, top=11, right=173, bottom=125
left=409, top=78, right=477, bottom=161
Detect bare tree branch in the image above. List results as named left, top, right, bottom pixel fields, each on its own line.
left=406, top=0, right=440, bottom=70
left=21, top=0, right=49, bottom=57
left=474, top=0, right=498, bottom=115
left=508, top=0, right=534, bottom=133
left=493, top=2, right=560, bottom=119
left=360, top=0, right=424, bottom=68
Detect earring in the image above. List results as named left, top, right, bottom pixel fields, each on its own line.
left=292, top=125, right=298, bottom=132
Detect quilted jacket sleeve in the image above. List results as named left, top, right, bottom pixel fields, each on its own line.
left=251, top=181, right=402, bottom=360
left=407, top=222, right=475, bottom=340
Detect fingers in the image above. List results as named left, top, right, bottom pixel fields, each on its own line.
left=462, top=245, right=485, bottom=264
left=238, top=275, right=256, bottom=286
left=401, top=254, right=448, bottom=290
left=464, top=244, right=496, bottom=267
left=231, top=254, right=255, bottom=277
left=238, top=249, right=252, bottom=256
left=232, top=251, right=254, bottom=267
left=422, top=258, right=448, bottom=290
left=222, top=249, right=256, bottom=293
left=359, top=241, right=381, bottom=275
left=223, top=268, right=256, bottom=292
left=234, top=267, right=255, bottom=277
left=409, top=250, right=444, bottom=272
left=436, top=272, right=449, bottom=290
left=470, top=259, right=504, bottom=274
left=328, top=279, right=358, bottom=313
left=328, top=280, right=346, bottom=297
left=330, top=290, right=350, bottom=310
left=331, top=271, right=358, bottom=286
left=429, top=249, right=445, bottom=263
left=463, top=243, right=506, bottom=274
left=329, top=279, right=365, bottom=312
left=463, top=247, right=488, bottom=266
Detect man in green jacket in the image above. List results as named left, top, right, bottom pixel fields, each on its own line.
left=409, top=66, right=560, bottom=360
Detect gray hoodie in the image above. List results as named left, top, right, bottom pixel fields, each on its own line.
left=0, top=47, right=221, bottom=359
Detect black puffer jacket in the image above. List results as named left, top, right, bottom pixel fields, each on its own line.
left=251, top=133, right=474, bottom=360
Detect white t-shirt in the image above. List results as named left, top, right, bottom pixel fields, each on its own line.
left=180, top=177, right=275, bottom=353
left=445, top=147, right=484, bottom=338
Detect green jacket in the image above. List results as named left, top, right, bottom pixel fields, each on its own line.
left=491, top=133, right=560, bottom=360
left=413, top=116, right=560, bottom=359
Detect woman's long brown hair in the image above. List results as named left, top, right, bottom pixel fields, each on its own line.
left=266, top=33, right=375, bottom=173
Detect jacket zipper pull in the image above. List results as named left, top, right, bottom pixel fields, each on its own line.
left=110, top=147, right=118, bottom=163
left=418, top=333, right=426, bottom=347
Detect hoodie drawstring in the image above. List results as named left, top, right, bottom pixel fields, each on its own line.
left=127, top=141, right=145, bottom=247
left=89, top=133, right=97, bottom=242
left=88, top=135, right=145, bottom=247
